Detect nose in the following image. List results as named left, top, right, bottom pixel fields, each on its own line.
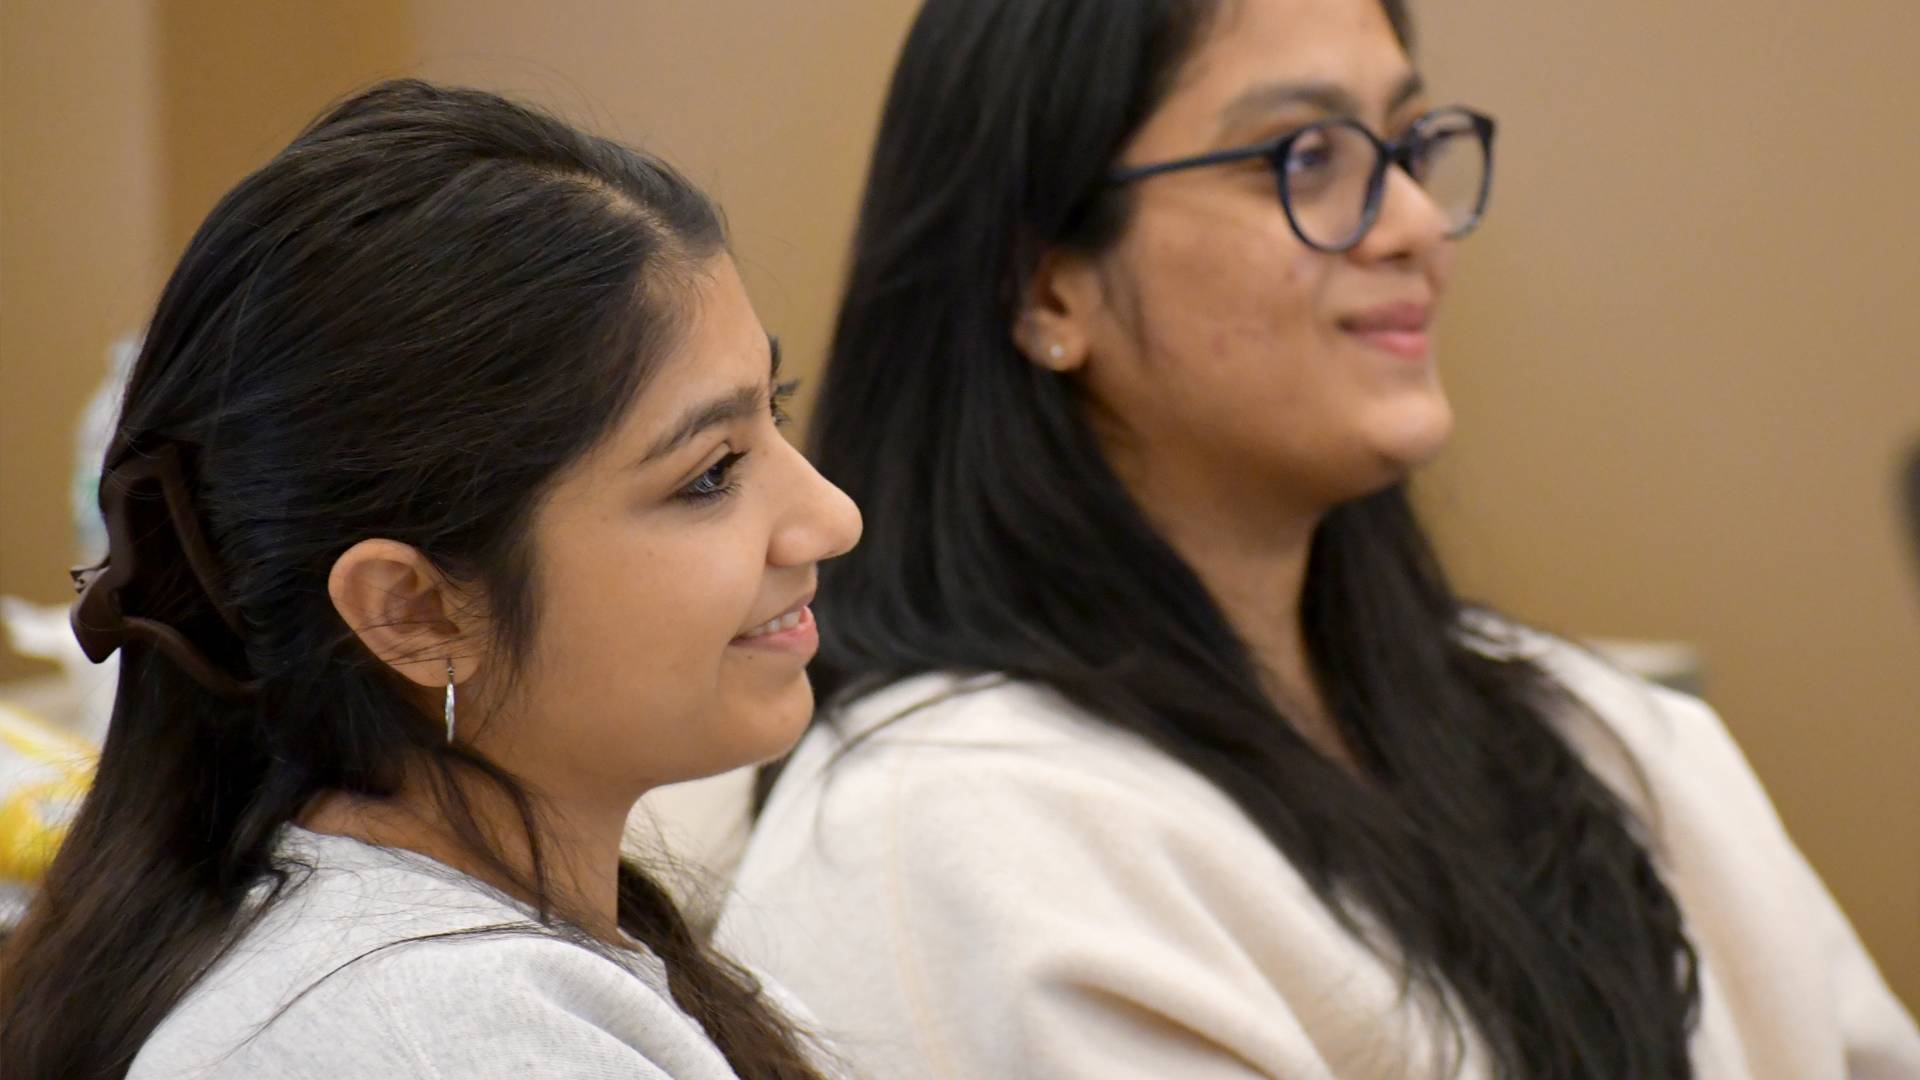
left=768, top=438, right=863, bottom=568
left=1350, top=164, right=1452, bottom=265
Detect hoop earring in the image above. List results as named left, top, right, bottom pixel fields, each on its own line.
left=443, top=658, right=457, bottom=744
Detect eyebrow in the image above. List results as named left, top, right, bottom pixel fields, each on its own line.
left=1216, top=71, right=1427, bottom=140
left=635, top=334, right=781, bottom=467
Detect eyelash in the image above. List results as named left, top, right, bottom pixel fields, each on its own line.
left=676, top=380, right=803, bottom=505
left=680, top=451, right=747, bottom=504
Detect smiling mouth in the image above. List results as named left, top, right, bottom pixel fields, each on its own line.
left=739, top=608, right=806, bottom=639
left=1339, top=304, right=1434, bottom=361
left=732, top=589, right=817, bottom=645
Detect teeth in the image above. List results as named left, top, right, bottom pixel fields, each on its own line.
left=741, top=609, right=804, bottom=639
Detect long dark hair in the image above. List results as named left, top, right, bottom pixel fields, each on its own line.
left=783, top=2, right=1699, bottom=1076
left=0, top=80, right=825, bottom=1080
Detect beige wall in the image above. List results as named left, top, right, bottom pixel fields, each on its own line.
left=155, top=2, right=414, bottom=260
left=2, top=0, right=1913, bottom=1007
left=0, top=0, right=164, bottom=683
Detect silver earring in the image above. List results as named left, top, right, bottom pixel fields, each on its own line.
left=1048, top=343, right=1065, bottom=362
left=443, top=659, right=457, bottom=744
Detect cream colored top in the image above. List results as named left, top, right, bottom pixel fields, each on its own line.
left=719, top=630, right=1920, bottom=1079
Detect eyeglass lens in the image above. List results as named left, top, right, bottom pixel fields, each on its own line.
left=1279, top=112, right=1486, bottom=250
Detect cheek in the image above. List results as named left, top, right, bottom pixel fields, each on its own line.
left=536, top=501, right=818, bottom=786
left=580, top=530, right=759, bottom=685
left=1132, top=206, right=1327, bottom=353
left=1125, top=215, right=1335, bottom=420
left=519, top=511, right=764, bottom=736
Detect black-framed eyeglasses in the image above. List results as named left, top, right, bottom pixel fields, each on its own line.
left=1107, top=105, right=1497, bottom=254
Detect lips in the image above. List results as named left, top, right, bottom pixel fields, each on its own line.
left=739, top=608, right=805, bottom=639
left=1339, top=302, right=1433, bottom=361
left=1340, top=302, right=1431, bottom=334
left=734, top=591, right=814, bottom=641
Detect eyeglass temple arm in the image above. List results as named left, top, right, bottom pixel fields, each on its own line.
left=1107, top=142, right=1285, bottom=186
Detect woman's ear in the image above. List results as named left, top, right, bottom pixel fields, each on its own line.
left=1014, top=247, right=1105, bottom=374
left=327, top=539, right=482, bottom=690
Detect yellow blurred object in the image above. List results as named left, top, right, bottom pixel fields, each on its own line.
left=0, top=702, right=97, bottom=884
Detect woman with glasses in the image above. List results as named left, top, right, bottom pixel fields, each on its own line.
left=717, top=0, right=1920, bottom=1077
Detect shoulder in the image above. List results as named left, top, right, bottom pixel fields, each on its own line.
left=137, top=931, right=709, bottom=1079
left=1463, top=615, right=1749, bottom=776
left=772, top=671, right=1258, bottom=840
left=733, top=670, right=1308, bottom=930
left=132, top=841, right=724, bottom=1080
left=1461, top=613, right=1789, bottom=848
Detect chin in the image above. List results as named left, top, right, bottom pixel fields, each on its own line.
left=669, top=696, right=814, bottom=786
left=1323, top=407, right=1452, bottom=502
left=1371, top=394, right=1455, bottom=470
left=738, top=673, right=818, bottom=765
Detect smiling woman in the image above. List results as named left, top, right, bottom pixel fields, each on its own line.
left=0, top=80, right=855, bottom=1080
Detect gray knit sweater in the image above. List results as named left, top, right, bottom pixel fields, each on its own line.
left=129, top=826, right=783, bottom=1079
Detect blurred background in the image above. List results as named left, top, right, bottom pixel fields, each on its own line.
left=2, top=0, right=1915, bottom=1007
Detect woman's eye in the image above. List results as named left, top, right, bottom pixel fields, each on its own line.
left=1284, top=129, right=1347, bottom=196
left=1287, top=134, right=1334, bottom=177
left=680, top=451, right=747, bottom=504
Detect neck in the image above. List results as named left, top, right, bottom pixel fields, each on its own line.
left=1105, top=441, right=1357, bottom=767
left=300, top=762, right=633, bottom=940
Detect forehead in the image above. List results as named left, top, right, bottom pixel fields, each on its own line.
left=620, top=256, right=764, bottom=422
left=559, top=254, right=766, bottom=480
left=1142, top=0, right=1414, bottom=137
